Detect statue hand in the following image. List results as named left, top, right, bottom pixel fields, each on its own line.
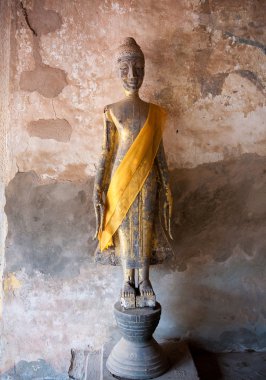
left=163, top=189, right=173, bottom=240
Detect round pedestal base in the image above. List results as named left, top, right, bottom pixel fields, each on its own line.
left=106, top=302, right=169, bottom=380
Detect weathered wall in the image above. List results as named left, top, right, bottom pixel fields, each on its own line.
left=0, top=0, right=11, bottom=319
left=0, top=0, right=266, bottom=377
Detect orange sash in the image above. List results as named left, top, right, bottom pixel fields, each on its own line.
left=98, top=104, right=166, bottom=251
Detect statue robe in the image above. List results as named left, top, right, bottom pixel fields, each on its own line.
left=95, top=103, right=172, bottom=267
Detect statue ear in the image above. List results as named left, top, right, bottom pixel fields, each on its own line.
left=116, top=66, right=121, bottom=78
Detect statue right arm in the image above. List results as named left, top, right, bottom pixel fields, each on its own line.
left=93, top=107, right=117, bottom=239
left=155, top=141, right=173, bottom=240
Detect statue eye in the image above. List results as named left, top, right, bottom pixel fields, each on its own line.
left=120, top=66, right=128, bottom=72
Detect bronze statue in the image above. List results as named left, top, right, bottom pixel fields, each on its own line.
left=93, top=37, right=172, bottom=309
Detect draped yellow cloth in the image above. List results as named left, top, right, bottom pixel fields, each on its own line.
left=98, top=103, right=166, bottom=251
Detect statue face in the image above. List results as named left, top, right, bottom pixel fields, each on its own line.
left=117, top=57, right=144, bottom=92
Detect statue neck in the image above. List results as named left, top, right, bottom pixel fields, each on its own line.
left=124, top=89, right=140, bottom=100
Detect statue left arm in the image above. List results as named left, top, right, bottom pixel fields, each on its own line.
left=155, top=142, right=173, bottom=239
left=93, top=108, right=117, bottom=240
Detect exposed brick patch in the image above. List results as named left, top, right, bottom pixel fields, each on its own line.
left=27, top=119, right=72, bottom=142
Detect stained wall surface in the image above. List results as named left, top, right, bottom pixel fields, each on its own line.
left=0, top=0, right=266, bottom=377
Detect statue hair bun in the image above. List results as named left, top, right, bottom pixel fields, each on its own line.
left=115, top=37, right=144, bottom=62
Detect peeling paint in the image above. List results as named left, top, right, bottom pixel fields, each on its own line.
left=20, top=64, right=67, bottom=98
left=27, top=118, right=72, bottom=142
left=22, top=0, right=62, bottom=36
left=18, top=0, right=66, bottom=99
left=225, top=32, right=266, bottom=55
left=2, top=154, right=266, bottom=374
left=8, top=0, right=265, bottom=180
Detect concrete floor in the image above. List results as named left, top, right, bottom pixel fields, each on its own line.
left=192, top=351, right=266, bottom=380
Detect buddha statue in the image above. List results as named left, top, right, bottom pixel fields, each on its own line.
left=93, top=37, right=173, bottom=308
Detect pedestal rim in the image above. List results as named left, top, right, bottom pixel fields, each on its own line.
left=114, top=301, right=162, bottom=315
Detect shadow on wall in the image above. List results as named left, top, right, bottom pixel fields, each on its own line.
left=169, top=153, right=266, bottom=270
left=3, top=153, right=266, bottom=352
left=153, top=153, right=266, bottom=351
left=4, top=171, right=97, bottom=279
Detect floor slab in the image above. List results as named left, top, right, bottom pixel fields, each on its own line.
left=192, top=351, right=266, bottom=380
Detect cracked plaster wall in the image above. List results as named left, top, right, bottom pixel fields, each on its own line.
left=0, top=0, right=266, bottom=377
left=0, top=1, right=11, bottom=321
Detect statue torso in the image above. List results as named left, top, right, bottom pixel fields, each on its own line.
left=106, top=98, right=150, bottom=173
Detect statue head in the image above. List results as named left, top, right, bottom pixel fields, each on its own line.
left=115, top=37, right=145, bottom=93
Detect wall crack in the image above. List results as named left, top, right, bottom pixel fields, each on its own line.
left=19, top=1, right=37, bottom=37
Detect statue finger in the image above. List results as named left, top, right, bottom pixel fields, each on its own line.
left=165, top=204, right=173, bottom=240
left=163, top=204, right=167, bottom=229
left=93, top=228, right=99, bottom=240
left=99, top=205, right=104, bottom=230
left=165, top=203, right=170, bottom=230
left=168, top=218, right=174, bottom=240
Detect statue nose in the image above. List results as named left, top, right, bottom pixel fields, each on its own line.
left=128, top=66, right=137, bottom=78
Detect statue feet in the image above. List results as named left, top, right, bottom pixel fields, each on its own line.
left=139, top=279, right=154, bottom=296
left=136, top=280, right=156, bottom=308
left=120, top=281, right=136, bottom=309
left=120, top=280, right=156, bottom=309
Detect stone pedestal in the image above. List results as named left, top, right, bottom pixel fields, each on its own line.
left=106, top=302, right=169, bottom=380
left=68, top=340, right=199, bottom=380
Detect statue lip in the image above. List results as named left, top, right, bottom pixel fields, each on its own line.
left=127, top=80, right=139, bottom=88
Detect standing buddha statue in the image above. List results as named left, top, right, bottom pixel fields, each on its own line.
left=93, top=37, right=173, bottom=309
